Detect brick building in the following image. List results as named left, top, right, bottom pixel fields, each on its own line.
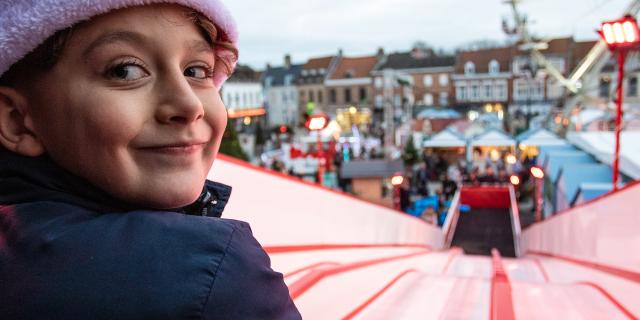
left=296, top=55, right=340, bottom=122
left=324, top=53, right=380, bottom=116
left=372, top=47, right=456, bottom=109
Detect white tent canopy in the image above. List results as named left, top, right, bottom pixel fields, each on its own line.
left=567, top=131, right=640, bottom=180
left=517, top=128, right=567, bottom=147
left=423, top=129, right=466, bottom=147
left=471, top=129, right=515, bottom=147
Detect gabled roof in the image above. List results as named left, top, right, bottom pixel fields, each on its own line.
left=538, top=145, right=577, bottom=168
left=374, top=52, right=455, bottom=71
left=568, top=131, right=640, bottom=179
left=227, top=64, right=261, bottom=83
left=339, top=159, right=404, bottom=179
left=470, top=129, right=515, bottom=147
left=303, top=56, right=334, bottom=70
left=328, top=55, right=378, bottom=80
left=516, top=128, right=567, bottom=147
left=455, top=46, right=513, bottom=74
left=557, top=164, right=612, bottom=206
left=423, top=128, right=466, bottom=148
left=262, top=64, right=303, bottom=86
left=546, top=151, right=595, bottom=182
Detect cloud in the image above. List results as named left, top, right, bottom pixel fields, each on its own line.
left=225, top=0, right=630, bottom=69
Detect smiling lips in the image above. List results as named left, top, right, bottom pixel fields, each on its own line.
left=140, top=142, right=207, bottom=155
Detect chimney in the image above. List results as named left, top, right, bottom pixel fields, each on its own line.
left=376, top=47, right=385, bottom=61
left=338, top=48, right=343, bottom=57
left=266, top=63, right=271, bottom=70
left=284, top=54, right=291, bottom=69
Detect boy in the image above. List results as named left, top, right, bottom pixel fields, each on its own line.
left=0, top=1, right=301, bottom=319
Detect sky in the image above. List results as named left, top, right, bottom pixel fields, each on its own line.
left=224, top=0, right=633, bottom=69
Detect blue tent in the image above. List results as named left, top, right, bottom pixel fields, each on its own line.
left=546, top=151, right=595, bottom=183
left=556, top=164, right=612, bottom=212
left=538, top=145, right=577, bottom=168
left=572, top=183, right=613, bottom=206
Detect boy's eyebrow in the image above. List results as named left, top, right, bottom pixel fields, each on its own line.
left=186, top=39, right=214, bottom=55
left=82, top=30, right=147, bottom=58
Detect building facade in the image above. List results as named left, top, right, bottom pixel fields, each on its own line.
left=452, top=46, right=513, bottom=112
left=372, top=47, right=456, bottom=110
left=262, top=55, right=303, bottom=129
left=324, top=54, right=380, bottom=116
left=296, top=55, right=340, bottom=122
left=221, top=64, right=265, bottom=124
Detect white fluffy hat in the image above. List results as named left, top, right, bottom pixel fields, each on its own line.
left=0, top=0, right=238, bottom=87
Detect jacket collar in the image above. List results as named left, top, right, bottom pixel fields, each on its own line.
left=0, top=149, right=232, bottom=217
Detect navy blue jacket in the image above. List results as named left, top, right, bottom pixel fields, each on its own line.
left=0, top=152, right=301, bottom=319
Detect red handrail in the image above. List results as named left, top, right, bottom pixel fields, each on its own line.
left=577, top=282, right=638, bottom=320
left=288, top=249, right=431, bottom=299
left=265, top=243, right=430, bottom=254
left=341, top=269, right=419, bottom=320
left=490, top=249, right=516, bottom=320
left=528, top=251, right=640, bottom=284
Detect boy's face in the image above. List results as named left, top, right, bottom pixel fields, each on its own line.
left=24, top=5, right=227, bottom=209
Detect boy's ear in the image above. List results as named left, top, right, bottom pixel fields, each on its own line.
left=0, top=87, right=45, bottom=157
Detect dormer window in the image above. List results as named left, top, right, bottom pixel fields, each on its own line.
left=345, top=70, right=354, bottom=79
left=464, top=61, right=475, bottom=75
left=489, top=60, right=500, bottom=74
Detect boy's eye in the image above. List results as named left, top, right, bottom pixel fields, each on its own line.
left=107, top=63, right=149, bottom=81
left=184, top=66, right=213, bottom=79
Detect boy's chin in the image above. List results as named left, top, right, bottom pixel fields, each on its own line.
left=132, top=188, right=203, bottom=210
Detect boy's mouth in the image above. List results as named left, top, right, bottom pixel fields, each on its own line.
left=139, top=141, right=207, bottom=155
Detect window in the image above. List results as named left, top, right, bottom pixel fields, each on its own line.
left=484, top=84, right=492, bottom=100
left=345, top=88, right=352, bottom=103
left=282, top=92, right=287, bottom=104
left=375, top=95, right=383, bottom=108
left=301, top=70, right=308, bottom=76
left=265, top=76, right=273, bottom=87
left=439, top=74, right=448, bottom=86
left=489, top=60, right=500, bottom=74
left=393, top=95, right=402, bottom=107
left=359, top=87, right=367, bottom=102
left=496, top=82, right=507, bottom=100
left=457, top=86, right=467, bottom=101
left=235, top=93, right=240, bottom=105
left=284, top=75, right=293, bottom=86
left=423, top=93, right=434, bottom=105
left=310, top=69, right=317, bottom=76
left=330, top=89, right=337, bottom=103
left=226, top=93, right=233, bottom=106
left=374, top=77, right=383, bottom=88
left=318, top=90, right=323, bottom=103
left=423, top=75, right=433, bottom=87
left=439, top=92, right=448, bottom=106
left=628, top=77, right=638, bottom=97
left=471, top=84, right=479, bottom=100
left=309, top=90, right=315, bottom=102
left=464, top=61, right=475, bottom=75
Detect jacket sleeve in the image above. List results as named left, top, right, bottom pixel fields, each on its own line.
left=202, top=221, right=301, bottom=320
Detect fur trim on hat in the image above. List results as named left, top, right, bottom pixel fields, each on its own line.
left=0, top=0, right=238, bottom=88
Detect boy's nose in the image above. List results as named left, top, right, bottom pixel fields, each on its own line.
left=155, top=75, right=205, bottom=125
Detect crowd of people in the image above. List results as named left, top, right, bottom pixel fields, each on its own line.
left=400, top=149, right=537, bottom=226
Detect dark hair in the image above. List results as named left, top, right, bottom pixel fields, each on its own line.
left=0, top=9, right=238, bottom=87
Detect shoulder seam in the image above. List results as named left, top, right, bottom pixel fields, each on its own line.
left=198, top=223, right=239, bottom=320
